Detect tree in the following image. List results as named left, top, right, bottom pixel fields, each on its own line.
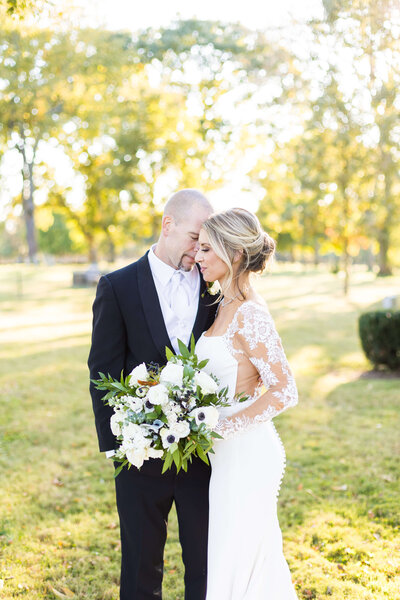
left=320, top=0, right=400, bottom=275
left=0, top=25, right=81, bottom=260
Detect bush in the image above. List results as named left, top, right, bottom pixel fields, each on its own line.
left=359, top=311, right=400, bottom=371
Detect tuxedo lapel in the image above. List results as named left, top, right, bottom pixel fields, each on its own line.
left=137, top=252, right=173, bottom=360
left=192, top=275, right=216, bottom=342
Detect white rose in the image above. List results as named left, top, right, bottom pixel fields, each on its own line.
left=147, top=447, right=164, bottom=460
left=146, top=384, right=170, bottom=406
left=125, top=446, right=146, bottom=469
left=172, top=420, right=191, bottom=438
left=165, top=411, right=177, bottom=426
left=121, top=423, right=149, bottom=448
left=128, top=363, right=149, bottom=387
left=110, top=408, right=126, bottom=436
left=207, top=281, right=221, bottom=296
left=125, top=444, right=164, bottom=469
left=189, top=406, right=219, bottom=429
left=194, top=371, right=218, bottom=395
left=159, top=363, right=184, bottom=387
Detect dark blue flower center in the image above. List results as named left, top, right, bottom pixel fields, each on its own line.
left=167, top=435, right=175, bottom=444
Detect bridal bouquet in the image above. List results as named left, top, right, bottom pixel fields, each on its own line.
left=92, top=337, right=229, bottom=476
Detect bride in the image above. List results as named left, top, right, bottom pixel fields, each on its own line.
left=194, top=208, right=299, bottom=600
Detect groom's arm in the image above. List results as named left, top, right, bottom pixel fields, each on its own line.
left=88, top=275, right=127, bottom=452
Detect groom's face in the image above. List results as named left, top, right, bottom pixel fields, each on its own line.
left=164, top=207, right=211, bottom=271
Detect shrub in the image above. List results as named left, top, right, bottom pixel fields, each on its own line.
left=358, top=311, right=400, bottom=371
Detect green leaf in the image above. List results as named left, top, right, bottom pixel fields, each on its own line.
left=165, top=346, right=174, bottom=361
left=162, top=452, right=173, bottom=473
left=183, top=443, right=197, bottom=459
left=197, top=359, right=209, bottom=369
left=172, top=448, right=181, bottom=470
left=183, top=365, right=195, bottom=380
left=190, top=333, right=196, bottom=354
left=196, top=445, right=209, bottom=464
left=177, top=338, right=190, bottom=358
left=113, top=460, right=128, bottom=478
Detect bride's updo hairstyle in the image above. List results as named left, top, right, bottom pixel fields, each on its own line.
left=202, top=207, right=275, bottom=297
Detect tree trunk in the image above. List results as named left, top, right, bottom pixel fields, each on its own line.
left=21, top=149, right=38, bottom=263
left=88, top=240, right=98, bottom=264
left=313, top=243, right=320, bottom=267
left=107, top=235, right=116, bottom=263
left=377, top=229, right=392, bottom=276
left=340, top=182, right=351, bottom=295
left=365, top=246, right=374, bottom=272
left=377, top=168, right=393, bottom=277
left=343, top=245, right=350, bottom=295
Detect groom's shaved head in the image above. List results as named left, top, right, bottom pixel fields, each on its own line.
left=155, top=189, right=213, bottom=271
left=163, top=189, right=213, bottom=223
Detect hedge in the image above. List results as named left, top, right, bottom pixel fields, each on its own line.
left=359, top=310, right=400, bottom=371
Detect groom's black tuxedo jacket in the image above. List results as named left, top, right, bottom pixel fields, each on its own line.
left=88, top=251, right=218, bottom=452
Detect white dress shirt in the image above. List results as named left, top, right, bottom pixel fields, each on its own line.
left=148, top=245, right=200, bottom=353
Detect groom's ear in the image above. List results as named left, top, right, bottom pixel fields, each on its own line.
left=162, top=215, right=174, bottom=237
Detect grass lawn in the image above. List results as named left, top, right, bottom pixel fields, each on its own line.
left=0, top=262, right=399, bottom=599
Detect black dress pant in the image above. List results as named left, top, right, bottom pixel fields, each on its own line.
left=114, top=457, right=210, bottom=600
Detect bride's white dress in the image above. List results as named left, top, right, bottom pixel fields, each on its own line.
left=195, top=301, right=298, bottom=600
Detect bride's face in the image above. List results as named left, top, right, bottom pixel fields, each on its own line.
left=195, top=229, right=229, bottom=283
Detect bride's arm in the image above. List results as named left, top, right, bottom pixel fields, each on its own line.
left=217, top=303, right=298, bottom=438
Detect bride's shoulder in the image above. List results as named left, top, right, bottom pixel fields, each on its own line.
left=239, top=297, right=269, bottom=315
left=234, top=298, right=272, bottom=328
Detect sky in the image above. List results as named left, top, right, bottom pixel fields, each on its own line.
left=80, top=0, right=323, bottom=33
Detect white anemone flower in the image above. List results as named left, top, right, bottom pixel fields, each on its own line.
left=160, top=428, right=178, bottom=448
left=189, top=406, right=219, bottom=429
left=125, top=395, right=145, bottom=412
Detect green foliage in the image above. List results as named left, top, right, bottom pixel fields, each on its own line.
left=359, top=310, right=400, bottom=371
left=2, top=0, right=48, bottom=16
left=38, top=212, right=73, bottom=256
left=1, top=7, right=399, bottom=274
left=256, top=0, right=400, bottom=281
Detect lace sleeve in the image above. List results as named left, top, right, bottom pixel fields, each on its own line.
left=218, top=302, right=298, bottom=438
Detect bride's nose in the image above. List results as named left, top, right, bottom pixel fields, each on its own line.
left=195, top=248, right=202, bottom=262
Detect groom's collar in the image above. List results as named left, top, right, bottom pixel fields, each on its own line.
left=148, top=245, right=198, bottom=288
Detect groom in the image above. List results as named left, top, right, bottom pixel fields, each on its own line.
left=88, top=189, right=217, bottom=600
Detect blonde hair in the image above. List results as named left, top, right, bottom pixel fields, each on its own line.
left=202, top=208, right=275, bottom=297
